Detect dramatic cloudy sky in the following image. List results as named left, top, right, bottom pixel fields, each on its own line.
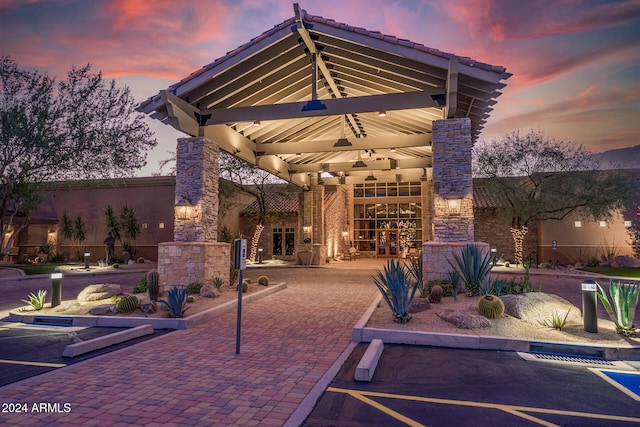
left=1, top=0, right=639, bottom=176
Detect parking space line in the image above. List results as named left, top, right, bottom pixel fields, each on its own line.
left=327, top=387, right=640, bottom=425
left=341, top=388, right=425, bottom=427
left=0, top=359, right=66, bottom=368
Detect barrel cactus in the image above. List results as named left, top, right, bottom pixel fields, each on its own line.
left=428, top=285, right=443, bottom=303
left=116, top=295, right=139, bottom=313
left=147, top=269, right=160, bottom=301
left=257, top=275, right=269, bottom=286
left=478, top=294, right=504, bottom=319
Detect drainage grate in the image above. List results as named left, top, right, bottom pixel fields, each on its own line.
left=531, top=353, right=615, bottom=366
left=33, top=316, right=74, bottom=327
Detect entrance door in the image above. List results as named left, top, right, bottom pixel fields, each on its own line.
left=377, top=230, right=398, bottom=257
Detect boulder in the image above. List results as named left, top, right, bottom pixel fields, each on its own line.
left=140, top=301, right=157, bottom=314
left=610, top=256, right=640, bottom=268
left=436, top=309, right=492, bottom=329
left=77, top=284, right=123, bottom=304
left=408, top=298, right=430, bottom=313
left=89, top=304, right=114, bottom=315
left=501, top=293, right=581, bottom=325
left=200, top=284, right=220, bottom=298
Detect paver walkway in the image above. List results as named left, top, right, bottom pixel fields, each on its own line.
left=0, top=266, right=379, bottom=427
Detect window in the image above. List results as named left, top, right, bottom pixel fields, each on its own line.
left=599, top=221, right=607, bottom=228
left=158, top=222, right=165, bottom=229
left=624, top=220, right=632, bottom=228
left=574, top=221, right=582, bottom=228
left=273, top=227, right=295, bottom=256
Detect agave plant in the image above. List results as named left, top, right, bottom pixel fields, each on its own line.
left=22, top=289, right=47, bottom=310
left=373, top=258, right=419, bottom=323
left=596, top=280, right=639, bottom=337
left=158, top=286, right=189, bottom=318
left=446, top=244, right=497, bottom=296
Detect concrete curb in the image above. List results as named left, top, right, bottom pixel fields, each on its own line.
left=9, top=283, right=288, bottom=330
left=62, top=324, right=154, bottom=358
left=355, top=338, right=384, bottom=381
left=352, top=294, right=640, bottom=361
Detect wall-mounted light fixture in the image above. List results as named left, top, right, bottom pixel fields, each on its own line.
left=303, top=225, right=312, bottom=235
left=176, top=197, right=195, bottom=220
left=446, top=198, right=462, bottom=215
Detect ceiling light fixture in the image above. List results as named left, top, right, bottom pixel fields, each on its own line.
left=253, top=120, right=261, bottom=127
left=378, top=111, right=386, bottom=117
left=352, top=151, right=367, bottom=168
left=334, top=115, right=352, bottom=147
left=365, top=171, right=377, bottom=181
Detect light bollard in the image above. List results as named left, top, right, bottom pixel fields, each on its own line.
left=582, top=279, right=598, bottom=333
left=258, top=248, right=263, bottom=264
left=84, top=252, right=90, bottom=269
left=51, top=272, right=63, bottom=308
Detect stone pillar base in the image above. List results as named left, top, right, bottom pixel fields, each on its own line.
left=312, top=243, right=326, bottom=266
left=422, top=241, right=490, bottom=282
left=158, top=242, right=230, bottom=291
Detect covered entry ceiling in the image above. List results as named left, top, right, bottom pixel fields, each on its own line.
left=140, top=3, right=511, bottom=187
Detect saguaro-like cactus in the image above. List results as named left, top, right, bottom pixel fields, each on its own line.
left=147, top=269, right=160, bottom=301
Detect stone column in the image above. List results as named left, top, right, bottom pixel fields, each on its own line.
left=423, top=118, right=484, bottom=283
left=431, top=118, right=474, bottom=242
left=174, top=137, right=219, bottom=242
left=298, top=175, right=325, bottom=265
left=157, top=136, right=230, bottom=291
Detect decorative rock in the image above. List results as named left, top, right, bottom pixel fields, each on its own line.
left=77, top=284, right=123, bottom=303
left=408, top=299, right=430, bottom=313
left=89, top=304, right=114, bottom=315
left=501, top=293, right=581, bottom=325
left=436, top=309, right=492, bottom=329
left=200, top=284, right=220, bottom=298
left=611, top=256, right=640, bottom=268
left=140, top=301, right=157, bottom=314
left=53, top=302, right=79, bottom=312
left=110, top=305, right=119, bottom=313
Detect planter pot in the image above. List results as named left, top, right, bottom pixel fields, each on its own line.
left=297, top=252, right=314, bottom=265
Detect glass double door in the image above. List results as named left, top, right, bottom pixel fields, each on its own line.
left=377, top=230, right=398, bottom=257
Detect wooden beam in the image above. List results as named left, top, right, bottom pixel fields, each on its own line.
left=446, top=57, right=458, bottom=119
left=201, top=90, right=444, bottom=125
left=160, top=90, right=200, bottom=136
left=256, top=134, right=430, bottom=155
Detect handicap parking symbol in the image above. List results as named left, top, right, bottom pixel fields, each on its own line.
left=591, top=368, right=640, bottom=401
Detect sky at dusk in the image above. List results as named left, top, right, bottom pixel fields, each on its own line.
left=1, top=0, right=639, bottom=176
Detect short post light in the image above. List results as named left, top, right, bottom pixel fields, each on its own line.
left=84, top=252, right=90, bottom=270
left=51, top=272, right=63, bottom=308
left=257, top=248, right=263, bottom=264
left=581, top=279, right=598, bottom=333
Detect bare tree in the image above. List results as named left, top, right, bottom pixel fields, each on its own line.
left=0, top=57, right=156, bottom=257
left=473, top=129, right=634, bottom=264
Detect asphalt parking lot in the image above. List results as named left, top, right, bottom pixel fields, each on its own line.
left=0, top=322, right=172, bottom=387
left=304, top=344, right=640, bottom=427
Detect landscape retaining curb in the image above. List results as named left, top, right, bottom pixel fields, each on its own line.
left=352, top=293, right=640, bottom=360
left=9, top=283, right=287, bottom=330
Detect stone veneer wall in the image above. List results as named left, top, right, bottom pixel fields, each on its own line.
left=431, top=118, right=473, bottom=242
left=158, top=242, right=230, bottom=291
left=474, top=208, right=539, bottom=264
left=174, top=137, right=219, bottom=242
left=422, top=241, right=490, bottom=282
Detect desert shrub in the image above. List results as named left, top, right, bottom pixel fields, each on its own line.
left=373, top=259, right=418, bottom=323
left=212, top=277, right=225, bottom=290
left=230, top=262, right=239, bottom=285
left=137, top=257, right=145, bottom=264
left=134, top=275, right=148, bottom=293
left=257, top=275, right=269, bottom=286
left=22, top=290, right=47, bottom=310
left=426, top=279, right=454, bottom=297
left=447, top=244, right=497, bottom=296
left=186, top=282, right=202, bottom=295
left=159, top=286, right=189, bottom=318
left=597, top=280, right=639, bottom=337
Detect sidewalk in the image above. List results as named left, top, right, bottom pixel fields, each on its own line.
left=0, top=261, right=637, bottom=426
left=0, top=266, right=379, bottom=427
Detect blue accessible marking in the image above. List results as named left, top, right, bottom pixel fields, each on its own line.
left=591, top=369, right=640, bottom=401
